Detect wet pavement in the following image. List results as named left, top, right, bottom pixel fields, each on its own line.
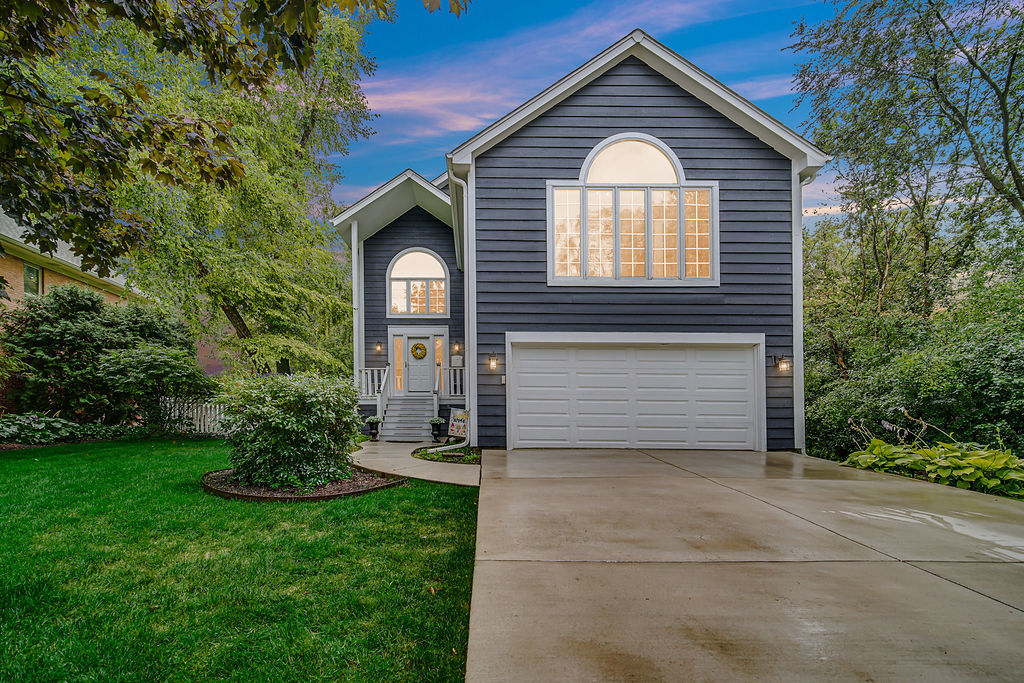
left=466, top=449, right=1024, bottom=681
left=353, top=440, right=480, bottom=487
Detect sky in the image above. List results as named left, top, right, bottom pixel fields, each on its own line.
left=330, top=0, right=839, bottom=213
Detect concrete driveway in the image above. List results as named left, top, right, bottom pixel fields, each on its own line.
left=465, top=449, right=1024, bottom=681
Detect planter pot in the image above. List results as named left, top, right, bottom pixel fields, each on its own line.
left=430, top=423, right=443, bottom=442
left=368, top=424, right=380, bottom=441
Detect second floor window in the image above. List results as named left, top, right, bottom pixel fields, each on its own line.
left=388, top=249, right=448, bottom=316
left=23, top=263, right=40, bottom=297
left=548, top=133, right=718, bottom=286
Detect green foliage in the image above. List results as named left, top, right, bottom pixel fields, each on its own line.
left=221, top=373, right=362, bottom=489
left=845, top=438, right=1024, bottom=499
left=0, top=0, right=477, bottom=285
left=0, top=412, right=143, bottom=445
left=805, top=275, right=1024, bottom=460
left=0, top=285, right=199, bottom=423
left=98, top=343, right=217, bottom=427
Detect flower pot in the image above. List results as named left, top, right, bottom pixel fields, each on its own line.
left=430, top=422, right=442, bottom=442
left=368, top=423, right=380, bottom=441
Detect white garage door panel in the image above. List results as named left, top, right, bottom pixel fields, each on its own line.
left=510, top=343, right=759, bottom=450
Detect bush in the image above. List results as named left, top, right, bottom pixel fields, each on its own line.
left=0, top=413, right=144, bottom=445
left=220, top=373, right=362, bottom=489
left=99, top=343, right=217, bottom=428
left=845, top=438, right=1024, bottom=500
left=0, top=285, right=196, bottom=423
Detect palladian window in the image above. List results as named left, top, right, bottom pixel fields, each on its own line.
left=388, top=249, right=448, bottom=316
left=548, top=134, right=717, bottom=285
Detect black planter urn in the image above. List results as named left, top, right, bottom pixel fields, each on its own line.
left=430, top=422, right=443, bottom=442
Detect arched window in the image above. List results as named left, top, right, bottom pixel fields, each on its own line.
left=387, top=248, right=448, bottom=316
left=547, top=133, right=718, bottom=285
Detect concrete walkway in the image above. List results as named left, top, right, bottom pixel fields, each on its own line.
left=466, top=448, right=1024, bottom=681
left=353, top=439, right=480, bottom=487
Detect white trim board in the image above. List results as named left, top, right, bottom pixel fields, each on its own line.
left=792, top=161, right=807, bottom=451
left=503, top=332, right=768, bottom=452
left=331, top=169, right=453, bottom=246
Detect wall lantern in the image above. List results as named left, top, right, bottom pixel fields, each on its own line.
left=488, top=353, right=499, bottom=371
left=774, top=355, right=792, bottom=373
left=453, top=341, right=462, bottom=354
left=375, top=340, right=383, bottom=353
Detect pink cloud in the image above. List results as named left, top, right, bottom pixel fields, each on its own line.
left=729, top=74, right=795, bottom=100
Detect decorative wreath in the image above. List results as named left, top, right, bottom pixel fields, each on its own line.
left=411, top=342, right=428, bottom=359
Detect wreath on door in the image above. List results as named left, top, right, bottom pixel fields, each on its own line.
left=410, top=342, right=428, bottom=360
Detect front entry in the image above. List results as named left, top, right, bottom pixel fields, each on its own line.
left=406, top=336, right=433, bottom=393
left=389, top=326, right=448, bottom=395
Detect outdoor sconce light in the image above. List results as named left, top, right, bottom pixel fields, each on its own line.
left=375, top=340, right=383, bottom=353
left=488, top=353, right=499, bottom=371
left=774, top=355, right=792, bottom=373
left=453, top=341, right=462, bottom=354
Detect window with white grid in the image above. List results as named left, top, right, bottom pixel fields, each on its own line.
left=546, top=135, right=717, bottom=285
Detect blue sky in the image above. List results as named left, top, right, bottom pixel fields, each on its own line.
left=332, top=0, right=837, bottom=212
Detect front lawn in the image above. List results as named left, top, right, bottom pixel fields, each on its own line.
left=0, top=439, right=478, bottom=681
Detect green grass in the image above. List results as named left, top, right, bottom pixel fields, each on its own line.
left=0, top=439, right=478, bottom=682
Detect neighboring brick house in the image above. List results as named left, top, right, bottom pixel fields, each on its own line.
left=1, top=213, right=128, bottom=306
left=0, top=212, right=133, bottom=411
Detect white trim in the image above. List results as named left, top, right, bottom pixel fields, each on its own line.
left=466, top=165, right=479, bottom=447
left=503, top=332, right=767, bottom=452
left=449, top=30, right=829, bottom=178
left=331, top=169, right=451, bottom=229
left=578, top=132, right=687, bottom=183
left=384, top=247, right=451, bottom=319
left=792, top=162, right=807, bottom=451
left=386, top=325, right=449, bottom=396
left=350, top=220, right=362, bottom=373
left=545, top=178, right=721, bottom=287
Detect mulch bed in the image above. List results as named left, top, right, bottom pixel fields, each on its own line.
left=201, top=467, right=405, bottom=502
left=411, top=446, right=482, bottom=465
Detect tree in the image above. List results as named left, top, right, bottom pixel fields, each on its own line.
left=67, top=14, right=366, bottom=374
left=0, top=0, right=467, bottom=288
left=792, top=0, right=1024, bottom=216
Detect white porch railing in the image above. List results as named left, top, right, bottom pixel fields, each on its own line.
left=444, top=367, right=465, bottom=399
left=358, top=367, right=387, bottom=399
left=433, top=364, right=442, bottom=418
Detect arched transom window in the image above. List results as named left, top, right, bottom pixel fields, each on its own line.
left=547, top=133, right=718, bottom=286
left=388, top=249, right=448, bottom=316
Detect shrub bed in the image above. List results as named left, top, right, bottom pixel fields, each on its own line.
left=844, top=439, right=1024, bottom=499
left=220, top=373, right=362, bottom=490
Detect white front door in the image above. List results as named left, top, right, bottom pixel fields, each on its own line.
left=406, top=336, right=434, bottom=393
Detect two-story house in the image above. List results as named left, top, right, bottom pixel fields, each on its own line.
left=333, top=30, right=827, bottom=450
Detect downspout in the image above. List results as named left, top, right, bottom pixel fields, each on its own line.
left=443, top=163, right=471, bottom=453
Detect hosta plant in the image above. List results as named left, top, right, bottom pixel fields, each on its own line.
left=844, top=439, right=1024, bottom=500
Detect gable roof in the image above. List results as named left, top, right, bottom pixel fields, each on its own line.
left=448, top=29, right=829, bottom=180
left=331, top=169, right=452, bottom=246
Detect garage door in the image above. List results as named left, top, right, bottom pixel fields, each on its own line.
left=508, top=343, right=760, bottom=449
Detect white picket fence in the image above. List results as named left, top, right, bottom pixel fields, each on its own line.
left=159, top=398, right=228, bottom=435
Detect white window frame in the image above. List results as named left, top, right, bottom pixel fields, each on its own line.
left=545, top=132, right=721, bottom=287
left=385, top=247, right=450, bottom=319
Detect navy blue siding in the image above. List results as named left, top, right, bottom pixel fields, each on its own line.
left=362, top=206, right=464, bottom=368
left=474, top=56, right=796, bottom=449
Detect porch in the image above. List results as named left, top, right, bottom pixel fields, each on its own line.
left=358, top=365, right=466, bottom=419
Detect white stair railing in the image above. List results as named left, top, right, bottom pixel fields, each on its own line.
left=376, top=365, right=391, bottom=419
left=432, top=363, right=442, bottom=418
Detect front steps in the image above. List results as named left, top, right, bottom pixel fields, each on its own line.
left=379, top=396, right=434, bottom=441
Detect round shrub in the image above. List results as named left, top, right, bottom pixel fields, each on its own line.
left=220, top=373, right=361, bottom=489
